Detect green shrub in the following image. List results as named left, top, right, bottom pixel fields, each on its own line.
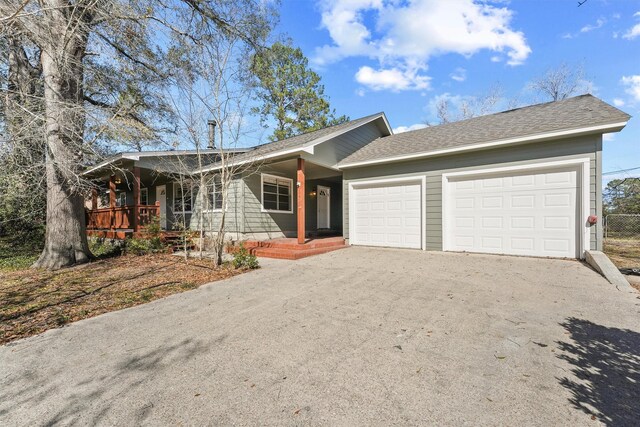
left=143, top=216, right=162, bottom=238
left=125, top=237, right=165, bottom=256
left=124, top=217, right=166, bottom=255
left=232, top=243, right=259, bottom=269
left=89, top=238, right=123, bottom=258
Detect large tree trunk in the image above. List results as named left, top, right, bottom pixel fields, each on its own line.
left=33, top=6, right=91, bottom=269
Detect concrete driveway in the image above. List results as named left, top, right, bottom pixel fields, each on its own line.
left=1, top=247, right=639, bottom=426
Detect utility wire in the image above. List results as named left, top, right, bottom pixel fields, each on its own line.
left=602, top=166, right=640, bottom=176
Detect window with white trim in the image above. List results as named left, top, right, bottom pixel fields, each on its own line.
left=261, top=174, right=292, bottom=213
left=205, top=176, right=224, bottom=211
left=140, top=188, right=148, bottom=205
left=173, top=182, right=193, bottom=213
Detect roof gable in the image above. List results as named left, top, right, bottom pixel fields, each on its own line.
left=197, top=112, right=391, bottom=172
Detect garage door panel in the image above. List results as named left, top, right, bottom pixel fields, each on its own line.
left=351, top=182, right=422, bottom=249
left=447, top=167, right=579, bottom=258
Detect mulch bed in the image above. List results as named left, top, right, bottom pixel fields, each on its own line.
left=0, top=254, right=244, bottom=345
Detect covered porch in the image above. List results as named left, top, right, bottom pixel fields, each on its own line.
left=233, top=156, right=346, bottom=259
left=85, top=167, right=164, bottom=238
left=242, top=156, right=344, bottom=243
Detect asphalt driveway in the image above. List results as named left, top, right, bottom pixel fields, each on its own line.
left=1, top=247, right=639, bottom=426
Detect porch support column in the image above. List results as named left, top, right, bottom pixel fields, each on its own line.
left=132, top=166, right=141, bottom=232
left=91, top=188, right=98, bottom=210
left=109, top=175, right=116, bottom=231
left=297, top=158, right=306, bottom=244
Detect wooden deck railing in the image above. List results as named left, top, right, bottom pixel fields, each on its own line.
left=86, top=203, right=160, bottom=232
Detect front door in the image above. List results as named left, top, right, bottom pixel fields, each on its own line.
left=156, top=185, right=167, bottom=229
left=317, top=185, right=330, bottom=229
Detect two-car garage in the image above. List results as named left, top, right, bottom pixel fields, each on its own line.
left=348, top=160, right=589, bottom=259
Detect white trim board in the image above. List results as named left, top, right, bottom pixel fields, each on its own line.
left=340, top=122, right=627, bottom=169
left=441, top=157, right=591, bottom=259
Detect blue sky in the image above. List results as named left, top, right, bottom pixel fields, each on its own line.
left=275, top=0, right=640, bottom=184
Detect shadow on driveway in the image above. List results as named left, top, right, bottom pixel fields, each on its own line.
left=0, top=336, right=213, bottom=425
left=556, top=317, right=640, bottom=426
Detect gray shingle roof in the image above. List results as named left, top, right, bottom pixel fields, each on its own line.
left=340, top=95, right=630, bottom=166
left=199, top=112, right=386, bottom=171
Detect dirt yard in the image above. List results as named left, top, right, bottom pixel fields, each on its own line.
left=0, top=254, right=243, bottom=345
left=604, top=238, right=640, bottom=292
left=604, top=238, right=640, bottom=269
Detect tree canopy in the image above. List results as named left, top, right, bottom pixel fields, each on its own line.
left=604, top=178, right=640, bottom=215
left=0, top=0, right=277, bottom=268
left=251, top=42, right=348, bottom=141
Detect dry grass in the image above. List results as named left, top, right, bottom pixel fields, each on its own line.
left=604, top=238, right=640, bottom=293
left=0, top=254, right=244, bottom=345
left=603, top=238, right=640, bottom=269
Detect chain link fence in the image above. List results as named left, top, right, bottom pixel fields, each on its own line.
left=604, top=214, right=640, bottom=270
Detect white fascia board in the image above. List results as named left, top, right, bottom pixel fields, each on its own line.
left=197, top=146, right=312, bottom=173
left=340, top=121, right=628, bottom=169
left=293, top=113, right=387, bottom=153
left=377, top=112, right=393, bottom=136
left=83, top=155, right=124, bottom=176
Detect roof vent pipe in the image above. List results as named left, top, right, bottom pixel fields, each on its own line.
left=207, top=119, right=217, bottom=149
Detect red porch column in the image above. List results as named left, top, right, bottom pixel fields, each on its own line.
left=109, top=175, right=116, bottom=230
left=132, top=166, right=141, bottom=232
left=297, top=158, right=306, bottom=244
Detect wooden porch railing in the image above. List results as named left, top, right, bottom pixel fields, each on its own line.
left=86, top=202, right=160, bottom=232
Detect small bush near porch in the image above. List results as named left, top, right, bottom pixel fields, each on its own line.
left=0, top=246, right=244, bottom=345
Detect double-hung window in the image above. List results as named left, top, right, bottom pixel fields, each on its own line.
left=140, top=188, right=148, bottom=206
left=206, top=176, right=224, bottom=211
left=173, top=182, right=193, bottom=213
left=261, top=174, right=292, bottom=213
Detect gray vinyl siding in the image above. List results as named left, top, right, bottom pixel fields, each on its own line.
left=343, top=135, right=603, bottom=252
left=189, top=178, right=244, bottom=233
left=242, top=171, right=298, bottom=237
left=312, top=122, right=385, bottom=166
left=595, top=138, right=604, bottom=250
left=240, top=173, right=343, bottom=237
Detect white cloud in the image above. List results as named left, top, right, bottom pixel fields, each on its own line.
left=315, top=0, right=531, bottom=91
left=623, top=24, right=640, bottom=39
left=393, top=123, right=428, bottom=133
left=580, top=17, right=606, bottom=33
left=450, top=67, right=467, bottom=82
left=623, top=11, right=640, bottom=39
left=602, top=133, right=615, bottom=142
left=613, top=98, right=625, bottom=107
left=355, top=66, right=430, bottom=91
left=621, top=75, right=640, bottom=101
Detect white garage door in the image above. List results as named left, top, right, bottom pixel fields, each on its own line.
left=351, top=181, right=422, bottom=249
left=445, top=167, right=579, bottom=258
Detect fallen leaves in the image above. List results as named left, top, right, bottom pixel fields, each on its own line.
left=0, top=254, right=244, bottom=344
